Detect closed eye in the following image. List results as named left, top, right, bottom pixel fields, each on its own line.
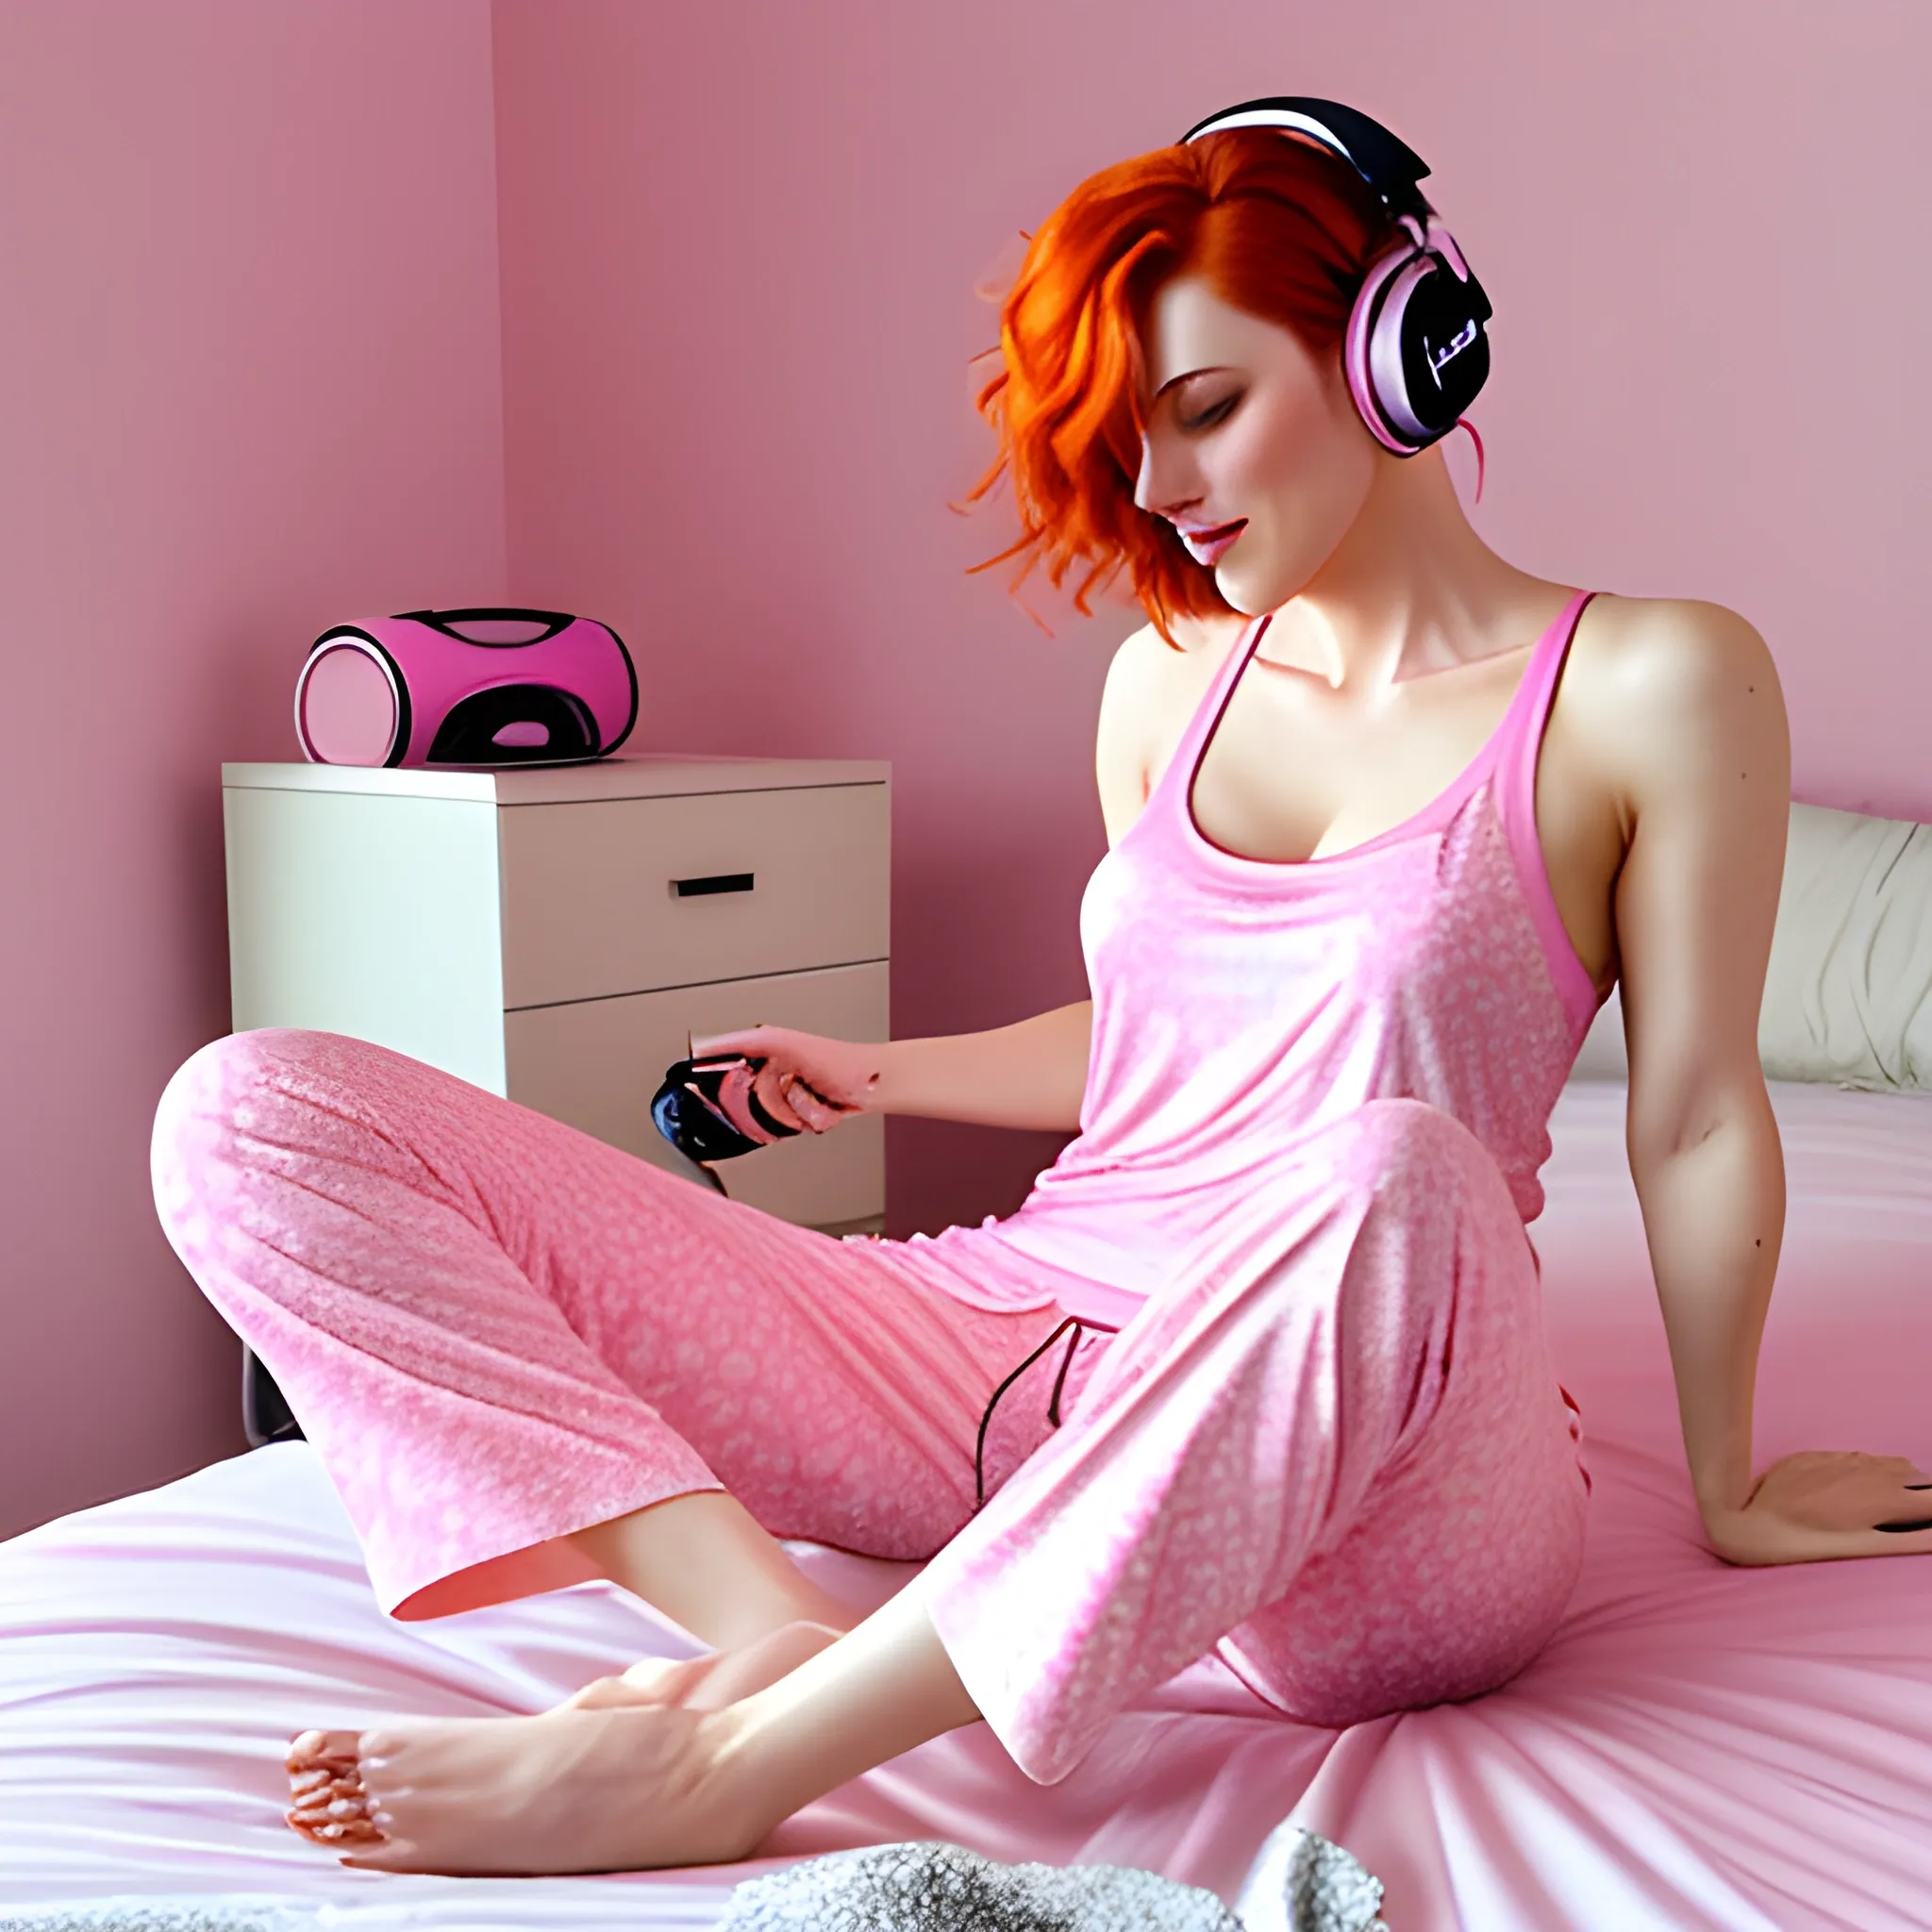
left=1182, top=391, right=1241, bottom=433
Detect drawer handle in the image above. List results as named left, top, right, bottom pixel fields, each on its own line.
left=673, top=872, right=755, bottom=898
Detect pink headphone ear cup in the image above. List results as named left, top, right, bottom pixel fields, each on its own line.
left=1343, top=242, right=1423, bottom=454
left=1365, top=251, right=1444, bottom=447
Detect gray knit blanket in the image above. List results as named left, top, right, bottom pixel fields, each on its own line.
left=0, top=1829, right=1386, bottom=1932
left=722, top=1831, right=1386, bottom=1931
left=0, top=1910, right=309, bottom=1932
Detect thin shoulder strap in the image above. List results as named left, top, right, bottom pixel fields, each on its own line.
left=1162, top=611, right=1273, bottom=781
left=1505, top=590, right=1596, bottom=758
left=1493, top=588, right=1602, bottom=1034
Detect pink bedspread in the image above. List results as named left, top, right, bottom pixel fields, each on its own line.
left=2, top=1080, right=1928, bottom=1929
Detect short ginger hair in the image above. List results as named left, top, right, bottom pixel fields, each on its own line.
left=968, top=129, right=1402, bottom=641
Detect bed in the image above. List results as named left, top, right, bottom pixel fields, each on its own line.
left=4, top=808, right=1930, bottom=1931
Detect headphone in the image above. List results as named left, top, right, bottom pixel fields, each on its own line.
left=1179, top=96, right=1491, bottom=456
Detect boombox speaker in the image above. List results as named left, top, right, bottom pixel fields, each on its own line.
left=295, top=607, right=638, bottom=767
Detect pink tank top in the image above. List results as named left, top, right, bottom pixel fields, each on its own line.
left=901, top=591, right=1607, bottom=1326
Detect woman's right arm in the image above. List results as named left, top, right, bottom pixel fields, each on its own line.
left=688, top=1003, right=1091, bottom=1140
left=870, top=1002, right=1091, bottom=1129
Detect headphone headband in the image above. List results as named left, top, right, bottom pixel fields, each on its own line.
left=1178, top=95, right=1433, bottom=220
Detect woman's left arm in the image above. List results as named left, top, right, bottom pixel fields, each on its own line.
left=1605, top=598, right=1932, bottom=1566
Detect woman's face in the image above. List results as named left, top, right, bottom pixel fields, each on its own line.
left=1133, top=274, right=1379, bottom=617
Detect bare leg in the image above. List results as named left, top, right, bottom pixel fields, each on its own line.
left=559, top=1491, right=858, bottom=1714
left=570, top=1491, right=857, bottom=1648
left=285, top=1584, right=976, bottom=1874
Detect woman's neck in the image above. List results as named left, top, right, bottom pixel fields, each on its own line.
left=1263, top=446, right=1552, bottom=691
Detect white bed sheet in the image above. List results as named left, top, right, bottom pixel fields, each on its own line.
left=3, top=1081, right=1930, bottom=1929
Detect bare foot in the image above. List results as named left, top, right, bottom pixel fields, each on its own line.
left=561, top=1620, right=842, bottom=1715
left=284, top=1704, right=759, bottom=1874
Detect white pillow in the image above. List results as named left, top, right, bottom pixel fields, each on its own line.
left=1565, top=802, right=1932, bottom=1090
left=1759, top=802, right=1932, bottom=1089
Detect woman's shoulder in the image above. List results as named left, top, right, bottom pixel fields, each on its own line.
left=1099, top=611, right=1245, bottom=738
left=1094, top=612, right=1246, bottom=845
left=1109, top=607, right=1247, bottom=664
left=1571, top=591, right=1774, bottom=691
left=1101, top=610, right=1245, bottom=711
left=1559, top=591, right=1788, bottom=791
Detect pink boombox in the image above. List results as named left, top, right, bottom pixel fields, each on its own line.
left=294, top=608, right=638, bottom=767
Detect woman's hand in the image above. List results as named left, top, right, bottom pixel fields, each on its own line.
left=1701, top=1450, right=1932, bottom=1566
left=685, top=1026, right=884, bottom=1143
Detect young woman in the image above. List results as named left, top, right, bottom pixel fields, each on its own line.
left=152, top=103, right=1932, bottom=1877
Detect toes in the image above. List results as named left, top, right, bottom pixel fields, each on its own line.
left=287, top=1758, right=367, bottom=1805
left=287, top=1772, right=384, bottom=1841
left=289, top=1810, right=389, bottom=1848
left=287, top=1728, right=362, bottom=1772
left=289, top=1786, right=370, bottom=1824
left=288, top=1812, right=387, bottom=1845
left=286, top=1734, right=389, bottom=1855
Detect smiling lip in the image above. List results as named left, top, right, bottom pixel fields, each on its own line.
left=1177, top=519, right=1246, bottom=565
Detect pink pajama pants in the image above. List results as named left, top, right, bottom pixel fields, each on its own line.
left=151, top=1029, right=1589, bottom=1784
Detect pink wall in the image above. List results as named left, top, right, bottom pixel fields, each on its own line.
left=0, top=1, right=507, bottom=1537
left=491, top=0, right=1932, bottom=1239
left=7, top=0, right=1928, bottom=1534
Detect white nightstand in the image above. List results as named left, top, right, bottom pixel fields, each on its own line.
left=221, top=754, right=890, bottom=1233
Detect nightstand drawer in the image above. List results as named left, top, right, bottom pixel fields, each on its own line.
left=503, top=959, right=888, bottom=1226
left=499, top=784, right=889, bottom=1008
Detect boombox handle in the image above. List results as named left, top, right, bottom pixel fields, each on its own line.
left=391, top=606, right=577, bottom=646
